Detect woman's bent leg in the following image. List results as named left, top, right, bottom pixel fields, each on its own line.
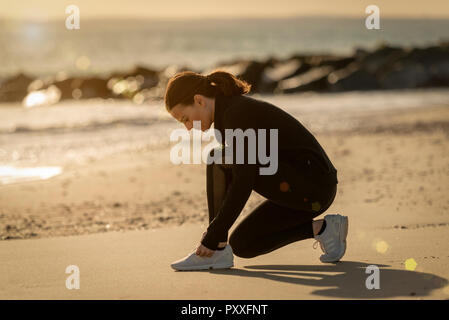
left=229, top=200, right=321, bottom=258
left=206, top=158, right=233, bottom=248
left=229, top=158, right=337, bottom=258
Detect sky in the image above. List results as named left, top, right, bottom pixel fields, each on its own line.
left=1, top=0, right=448, bottom=20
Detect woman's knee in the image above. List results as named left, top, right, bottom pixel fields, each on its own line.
left=229, top=233, right=258, bottom=259
left=314, top=183, right=338, bottom=215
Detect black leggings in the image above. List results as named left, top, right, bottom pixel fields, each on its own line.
left=207, top=150, right=338, bottom=259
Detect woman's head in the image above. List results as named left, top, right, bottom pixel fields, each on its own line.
left=165, top=70, right=251, bottom=131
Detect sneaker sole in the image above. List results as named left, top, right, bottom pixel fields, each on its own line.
left=172, top=262, right=234, bottom=271
left=320, top=215, right=348, bottom=263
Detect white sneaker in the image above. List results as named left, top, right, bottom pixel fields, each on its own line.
left=171, top=244, right=234, bottom=271
left=313, top=214, right=348, bottom=263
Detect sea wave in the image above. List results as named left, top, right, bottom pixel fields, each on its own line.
left=0, top=89, right=448, bottom=169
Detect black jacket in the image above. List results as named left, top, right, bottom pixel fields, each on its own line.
left=200, top=93, right=338, bottom=250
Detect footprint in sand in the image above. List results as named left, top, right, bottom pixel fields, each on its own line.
left=98, top=171, right=107, bottom=178
left=61, top=179, right=71, bottom=188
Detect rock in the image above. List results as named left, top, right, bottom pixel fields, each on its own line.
left=107, top=77, right=140, bottom=99
left=429, top=61, right=449, bottom=86
left=277, top=66, right=334, bottom=93
left=0, top=73, right=34, bottom=102
left=139, top=64, right=192, bottom=101
left=238, top=59, right=276, bottom=93
left=328, top=62, right=379, bottom=91
left=52, top=77, right=112, bottom=100
left=379, top=62, right=430, bottom=89
left=263, top=59, right=303, bottom=83
left=22, top=85, right=62, bottom=107
left=215, top=57, right=311, bottom=93
left=207, top=60, right=251, bottom=79
left=405, top=45, right=449, bottom=86
left=358, top=45, right=406, bottom=74
left=280, top=55, right=312, bottom=79
left=354, top=48, right=369, bottom=59
left=406, top=44, right=449, bottom=68
left=110, top=65, right=160, bottom=90
left=78, top=78, right=112, bottom=99
left=306, top=55, right=355, bottom=70
left=50, top=78, right=75, bottom=100
left=107, top=65, right=161, bottom=100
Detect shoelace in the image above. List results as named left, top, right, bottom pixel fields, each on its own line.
left=313, top=240, right=326, bottom=253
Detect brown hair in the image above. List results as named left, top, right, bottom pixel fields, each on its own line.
left=164, top=70, right=251, bottom=111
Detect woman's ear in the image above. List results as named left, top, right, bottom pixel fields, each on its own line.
left=194, top=94, right=205, bottom=108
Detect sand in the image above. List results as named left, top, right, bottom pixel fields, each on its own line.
left=0, top=103, right=448, bottom=299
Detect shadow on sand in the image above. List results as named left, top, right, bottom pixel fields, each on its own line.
left=208, top=261, right=448, bottom=299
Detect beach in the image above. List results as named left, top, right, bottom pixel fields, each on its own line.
left=1, top=90, right=448, bottom=299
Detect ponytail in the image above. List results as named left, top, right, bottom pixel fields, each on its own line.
left=206, top=70, right=251, bottom=97
left=165, top=70, right=251, bottom=111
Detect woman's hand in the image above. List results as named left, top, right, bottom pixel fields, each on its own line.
left=195, top=243, right=215, bottom=257
left=196, top=231, right=215, bottom=257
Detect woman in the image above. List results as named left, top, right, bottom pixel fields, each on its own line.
left=166, top=70, right=348, bottom=271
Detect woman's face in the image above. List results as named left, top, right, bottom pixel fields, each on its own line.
left=169, top=94, right=214, bottom=132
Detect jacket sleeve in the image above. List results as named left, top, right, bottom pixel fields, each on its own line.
left=200, top=107, right=260, bottom=250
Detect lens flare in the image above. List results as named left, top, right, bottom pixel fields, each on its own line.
left=0, top=166, right=62, bottom=185
left=75, top=56, right=91, bottom=70
left=375, top=240, right=389, bottom=253
left=405, top=258, right=417, bottom=271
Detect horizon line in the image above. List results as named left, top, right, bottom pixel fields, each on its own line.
left=1, top=13, right=449, bottom=23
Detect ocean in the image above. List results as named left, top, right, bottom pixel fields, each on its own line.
left=1, top=17, right=449, bottom=77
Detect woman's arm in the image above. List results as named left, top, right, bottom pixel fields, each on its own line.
left=200, top=106, right=260, bottom=250
left=201, top=162, right=258, bottom=250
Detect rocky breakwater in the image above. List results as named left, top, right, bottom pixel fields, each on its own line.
left=0, top=64, right=193, bottom=107
left=213, top=42, right=449, bottom=94
left=1, top=43, right=448, bottom=107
